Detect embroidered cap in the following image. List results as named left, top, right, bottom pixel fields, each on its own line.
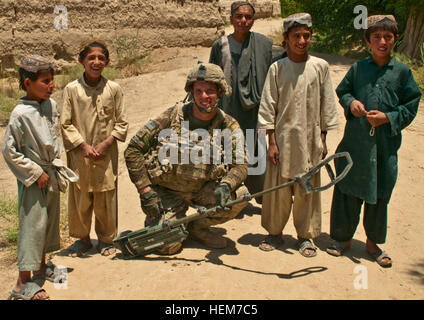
left=283, top=12, right=312, bottom=33
left=367, top=15, right=397, bottom=28
left=19, top=54, right=53, bottom=73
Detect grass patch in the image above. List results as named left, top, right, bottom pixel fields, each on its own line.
left=0, top=83, right=25, bottom=126
left=115, top=34, right=152, bottom=77
left=0, top=192, right=19, bottom=248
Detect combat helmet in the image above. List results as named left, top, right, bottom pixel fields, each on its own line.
left=184, top=62, right=231, bottom=97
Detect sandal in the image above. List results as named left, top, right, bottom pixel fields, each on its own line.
left=8, top=282, right=49, bottom=300
left=326, top=241, right=350, bottom=257
left=259, top=234, right=283, bottom=252
left=368, top=248, right=392, bottom=268
left=298, top=239, right=317, bottom=258
left=68, top=239, right=93, bottom=257
left=97, top=241, right=116, bottom=256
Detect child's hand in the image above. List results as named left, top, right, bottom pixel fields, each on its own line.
left=93, top=136, right=115, bottom=160
left=366, top=110, right=389, bottom=128
left=321, top=141, right=328, bottom=159
left=349, top=100, right=367, bottom=117
left=80, top=142, right=100, bottom=159
left=268, top=144, right=279, bottom=165
left=36, top=172, right=50, bottom=189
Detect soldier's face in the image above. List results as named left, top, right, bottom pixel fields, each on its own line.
left=193, top=81, right=219, bottom=114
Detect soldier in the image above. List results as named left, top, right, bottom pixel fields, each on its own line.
left=124, top=63, right=248, bottom=255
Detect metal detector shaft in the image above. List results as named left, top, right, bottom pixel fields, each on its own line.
left=195, top=152, right=353, bottom=217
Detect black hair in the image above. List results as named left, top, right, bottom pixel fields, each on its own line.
left=18, top=67, right=54, bottom=91
left=79, top=41, right=110, bottom=60
left=365, top=19, right=398, bottom=42
left=284, top=22, right=313, bottom=37
left=231, top=1, right=255, bottom=16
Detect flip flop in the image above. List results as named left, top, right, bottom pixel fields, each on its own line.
left=298, top=239, right=317, bottom=258
left=326, top=241, right=350, bottom=257
left=97, top=241, right=116, bottom=256
left=368, top=248, right=392, bottom=268
left=68, top=239, right=93, bottom=257
left=259, top=234, right=283, bottom=251
left=8, top=282, right=49, bottom=300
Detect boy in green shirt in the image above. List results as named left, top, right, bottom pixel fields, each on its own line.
left=327, top=15, right=421, bottom=267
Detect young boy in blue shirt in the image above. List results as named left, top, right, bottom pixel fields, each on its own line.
left=327, top=15, right=421, bottom=267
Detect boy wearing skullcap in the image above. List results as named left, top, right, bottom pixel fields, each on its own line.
left=3, top=55, right=78, bottom=299
left=257, top=13, right=339, bottom=257
left=327, top=15, right=421, bottom=267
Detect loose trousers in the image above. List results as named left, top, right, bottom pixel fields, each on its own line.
left=330, top=185, right=388, bottom=244
left=68, top=183, right=118, bottom=244
left=17, top=181, right=60, bottom=271
left=261, top=160, right=322, bottom=239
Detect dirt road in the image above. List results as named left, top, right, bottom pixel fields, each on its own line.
left=1, top=18, right=423, bottom=300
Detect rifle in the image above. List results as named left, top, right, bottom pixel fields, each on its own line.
left=113, top=152, right=352, bottom=258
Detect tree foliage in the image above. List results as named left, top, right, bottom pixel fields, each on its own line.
left=280, top=0, right=423, bottom=54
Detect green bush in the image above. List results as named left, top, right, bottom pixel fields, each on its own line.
left=0, top=193, right=19, bottom=247
left=279, top=0, right=418, bottom=54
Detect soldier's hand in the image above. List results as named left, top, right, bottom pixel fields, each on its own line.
left=139, top=189, right=163, bottom=219
left=214, top=183, right=231, bottom=211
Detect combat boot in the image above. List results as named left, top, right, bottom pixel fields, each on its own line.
left=187, top=223, right=227, bottom=249
left=156, top=241, right=183, bottom=255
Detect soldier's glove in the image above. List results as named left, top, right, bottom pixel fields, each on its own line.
left=140, top=189, right=163, bottom=222
left=214, top=182, right=231, bottom=211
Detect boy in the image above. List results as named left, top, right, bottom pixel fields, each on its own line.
left=3, top=55, right=77, bottom=299
left=327, top=15, right=421, bottom=267
left=209, top=1, right=273, bottom=202
left=61, top=40, right=128, bottom=257
left=257, top=13, right=339, bottom=257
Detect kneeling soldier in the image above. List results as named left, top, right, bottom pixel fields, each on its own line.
left=124, top=63, right=248, bottom=254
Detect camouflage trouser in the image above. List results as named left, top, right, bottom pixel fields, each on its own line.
left=145, top=181, right=248, bottom=254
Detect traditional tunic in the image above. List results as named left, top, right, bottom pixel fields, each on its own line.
left=330, top=57, right=421, bottom=243
left=334, top=57, right=421, bottom=203
left=258, top=56, right=339, bottom=237
left=209, top=31, right=273, bottom=199
left=61, top=76, right=128, bottom=243
left=2, top=98, right=77, bottom=271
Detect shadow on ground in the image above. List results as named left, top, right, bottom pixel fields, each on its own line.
left=406, top=258, right=424, bottom=286
left=112, top=226, right=327, bottom=280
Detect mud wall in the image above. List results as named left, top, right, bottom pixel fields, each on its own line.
left=0, top=0, right=280, bottom=70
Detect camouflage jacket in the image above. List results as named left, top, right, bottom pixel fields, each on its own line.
left=125, top=102, right=248, bottom=193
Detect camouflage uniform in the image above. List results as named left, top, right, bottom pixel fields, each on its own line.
left=125, top=102, right=248, bottom=254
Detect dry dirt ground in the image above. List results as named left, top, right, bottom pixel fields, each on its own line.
left=1, top=18, right=423, bottom=300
